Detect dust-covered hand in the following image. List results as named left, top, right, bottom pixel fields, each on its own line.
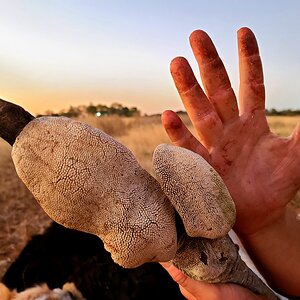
left=163, top=27, right=300, bottom=295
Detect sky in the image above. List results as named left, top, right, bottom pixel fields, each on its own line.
left=0, top=0, right=299, bottom=115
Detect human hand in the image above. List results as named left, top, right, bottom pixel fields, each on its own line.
left=160, top=262, right=268, bottom=300
left=163, top=27, right=300, bottom=237
left=163, top=27, right=300, bottom=295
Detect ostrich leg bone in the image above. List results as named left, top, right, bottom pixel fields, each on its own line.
left=0, top=99, right=34, bottom=145
left=0, top=99, right=277, bottom=299
left=153, top=144, right=278, bottom=299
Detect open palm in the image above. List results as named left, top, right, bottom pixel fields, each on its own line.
left=162, top=27, right=300, bottom=236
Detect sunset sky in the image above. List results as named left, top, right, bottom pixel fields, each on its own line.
left=0, top=1, right=299, bottom=115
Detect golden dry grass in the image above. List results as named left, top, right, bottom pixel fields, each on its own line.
left=75, top=114, right=136, bottom=137
left=0, top=114, right=299, bottom=278
left=267, top=115, right=300, bottom=137
left=0, top=140, right=51, bottom=277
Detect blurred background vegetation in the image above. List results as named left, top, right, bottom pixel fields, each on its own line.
left=0, top=104, right=299, bottom=279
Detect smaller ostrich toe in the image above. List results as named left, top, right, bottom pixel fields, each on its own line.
left=153, top=144, right=236, bottom=239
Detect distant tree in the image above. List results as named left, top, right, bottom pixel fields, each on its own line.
left=86, top=104, right=98, bottom=115
left=41, top=102, right=141, bottom=118
left=266, top=108, right=300, bottom=116
left=96, top=104, right=109, bottom=116
left=128, top=107, right=140, bottom=117
left=60, top=106, right=80, bottom=118
left=86, top=102, right=140, bottom=117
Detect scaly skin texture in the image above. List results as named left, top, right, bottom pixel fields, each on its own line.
left=11, top=116, right=177, bottom=268
left=172, top=234, right=277, bottom=300
left=153, top=144, right=236, bottom=239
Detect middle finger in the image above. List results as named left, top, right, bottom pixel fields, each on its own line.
left=189, top=30, right=239, bottom=123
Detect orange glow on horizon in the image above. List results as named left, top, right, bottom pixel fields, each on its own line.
left=0, top=84, right=183, bottom=116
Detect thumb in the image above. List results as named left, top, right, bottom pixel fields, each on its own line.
left=160, top=262, right=212, bottom=300
left=160, top=262, right=190, bottom=288
left=160, top=262, right=268, bottom=300
left=160, top=262, right=222, bottom=300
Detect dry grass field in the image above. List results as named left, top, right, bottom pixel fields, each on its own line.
left=0, top=114, right=299, bottom=279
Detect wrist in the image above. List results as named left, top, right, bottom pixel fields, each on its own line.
left=238, top=210, right=285, bottom=247
left=238, top=205, right=298, bottom=248
left=236, top=206, right=300, bottom=296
